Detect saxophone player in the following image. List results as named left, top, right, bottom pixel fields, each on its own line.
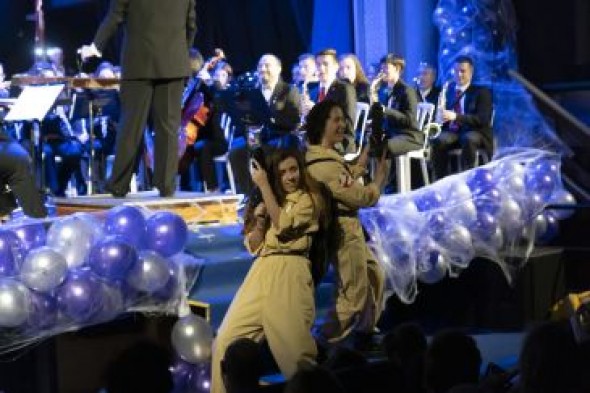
left=431, top=56, right=493, bottom=179
left=371, top=54, right=420, bottom=192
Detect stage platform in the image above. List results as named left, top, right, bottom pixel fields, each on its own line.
left=53, top=190, right=243, bottom=225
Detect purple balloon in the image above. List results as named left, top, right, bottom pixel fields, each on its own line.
left=104, top=205, right=147, bottom=249
left=146, top=212, right=188, bottom=257
left=27, top=291, right=58, bottom=330
left=12, top=221, right=46, bottom=252
left=537, top=211, right=560, bottom=244
left=525, top=171, right=556, bottom=202
left=56, top=270, right=103, bottom=323
left=0, top=230, right=24, bottom=277
left=171, top=358, right=197, bottom=391
left=414, top=190, right=443, bottom=212
left=88, top=236, right=138, bottom=280
left=473, top=186, right=502, bottom=215
left=470, top=211, right=498, bottom=241
left=187, top=363, right=212, bottom=393
left=427, top=212, right=447, bottom=241
left=467, top=168, right=495, bottom=193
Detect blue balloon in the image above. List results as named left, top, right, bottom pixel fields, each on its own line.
left=56, top=270, right=103, bottom=323
left=146, top=212, right=188, bottom=257
left=414, top=190, right=443, bottom=212
left=427, top=212, right=447, bottom=241
left=0, top=230, right=24, bottom=277
left=12, top=221, right=46, bottom=252
left=525, top=170, right=557, bottom=202
left=473, top=186, right=502, bottom=215
left=537, top=211, right=559, bottom=244
left=27, top=291, right=58, bottom=330
left=467, top=168, right=495, bottom=193
left=88, top=236, right=138, bottom=280
left=470, top=211, right=499, bottom=241
left=104, top=206, right=147, bottom=249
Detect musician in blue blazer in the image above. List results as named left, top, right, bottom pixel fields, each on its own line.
left=431, top=56, right=493, bottom=179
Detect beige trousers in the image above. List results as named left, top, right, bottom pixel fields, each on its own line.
left=210, top=255, right=317, bottom=393
left=320, top=216, right=386, bottom=343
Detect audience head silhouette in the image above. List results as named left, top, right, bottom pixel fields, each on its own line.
left=221, top=338, right=264, bottom=393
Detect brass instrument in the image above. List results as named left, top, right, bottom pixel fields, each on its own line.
left=369, top=72, right=384, bottom=105
left=422, top=81, right=450, bottom=140
left=435, top=81, right=449, bottom=124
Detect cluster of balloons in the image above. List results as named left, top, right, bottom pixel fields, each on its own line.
left=360, top=149, right=576, bottom=304
left=433, top=0, right=518, bottom=85
left=0, top=206, right=189, bottom=352
left=170, top=313, right=214, bottom=393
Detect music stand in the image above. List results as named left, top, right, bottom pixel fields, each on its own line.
left=4, top=84, right=65, bottom=190
left=219, top=88, right=271, bottom=125
left=218, top=87, right=272, bottom=149
left=69, top=89, right=120, bottom=194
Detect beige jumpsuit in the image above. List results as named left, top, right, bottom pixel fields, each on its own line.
left=306, top=145, right=386, bottom=344
left=211, top=190, right=319, bottom=393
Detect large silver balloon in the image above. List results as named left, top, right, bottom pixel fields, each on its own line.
left=127, top=250, right=171, bottom=293
left=171, top=314, right=214, bottom=364
left=46, top=216, right=97, bottom=268
left=438, top=223, right=474, bottom=269
left=498, top=195, right=524, bottom=239
left=20, top=246, right=68, bottom=292
left=0, top=278, right=31, bottom=327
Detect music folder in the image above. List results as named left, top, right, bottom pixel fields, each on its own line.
left=4, top=84, right=65, bottom=122
left=218, top=86, right=271, bottom=127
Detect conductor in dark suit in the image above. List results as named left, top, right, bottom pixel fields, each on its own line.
left=228, top=54, right=301, bottom=194
left=431, top=56, right=493, bottom=179
left=79, top=0, right=197, bottom=197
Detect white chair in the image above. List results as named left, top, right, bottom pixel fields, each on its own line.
left=212, top=113, right=237, bottom=194
left=344, top=102, right=371, bottom=162
left=394, top=102, right=438, bottom=193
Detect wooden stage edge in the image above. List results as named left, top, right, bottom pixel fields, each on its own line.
left=53, top=190, right=244, bottom=225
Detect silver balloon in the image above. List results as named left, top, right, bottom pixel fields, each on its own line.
left=47, top=216, right=97, bottom=268
left=171, top=313, right=214, bottom=364
left=438, top=223, right=474, bottom=269
left=417, top=251, right=448, bottom=284
left=547, top=189, right=576, bottom=220
left=127, top=250, right=171, bottom=293
left=449, top=200, right=477, bottom=226
left=498, top=196, right=524, bottom=239
left=20, top=246, right=68, bottom=292
left=73, top=212, right=106, bottom=240
left=0, top=278, right=31, bottom=327
left=446, top=180, right=473, bottom=203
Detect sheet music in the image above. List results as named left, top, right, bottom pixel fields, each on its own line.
left=4, top=84, right=65, bottom=122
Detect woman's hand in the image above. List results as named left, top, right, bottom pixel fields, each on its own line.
left=250, top=159, right=269, bottom=188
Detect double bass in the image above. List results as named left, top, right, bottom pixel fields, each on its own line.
left=178, top=49, right=225, bottom=172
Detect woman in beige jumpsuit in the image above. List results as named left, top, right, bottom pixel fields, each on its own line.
left=305, top=99, right=388, bottom=345
left=211, top=149, right=325, bottom=393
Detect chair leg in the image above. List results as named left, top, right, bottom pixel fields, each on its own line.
left=419, top=158, right=430, bottom=185
left=226, top=161, right=236, bottom=194
left=395, top=155, right=411, bottom=193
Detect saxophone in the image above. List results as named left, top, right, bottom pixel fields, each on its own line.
left=369, top=72, right=384, bottom=105
left=435, top=81, right=449, bottom=124
left=424, top=81, right=449, bottom=140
